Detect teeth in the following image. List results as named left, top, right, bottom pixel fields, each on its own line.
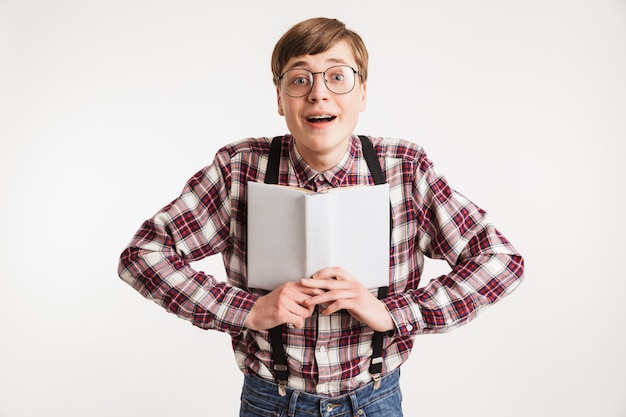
left=308, top=114, right=333, bottom=120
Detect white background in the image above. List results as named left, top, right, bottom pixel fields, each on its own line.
left=1, top=1, right=625, bottom=416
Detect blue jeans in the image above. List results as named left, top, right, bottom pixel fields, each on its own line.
left=240, top=369, right=403, bottom=417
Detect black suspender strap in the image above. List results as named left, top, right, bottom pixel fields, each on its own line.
left=358, top=135, right=385, bottom=185
left=265, top=135, right=282, bottom=185
left=269, top=325, right=289, bottom=396
left=263, top=135, right=391, bottom=394
left=369, top=286, right=389, bottom=387
left=265, top=136, right=289, bottom=395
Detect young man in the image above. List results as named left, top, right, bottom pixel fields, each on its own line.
left=118, top=17, right=524, bottom=416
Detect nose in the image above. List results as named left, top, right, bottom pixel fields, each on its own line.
left=307, top=72, right=330, bottom=101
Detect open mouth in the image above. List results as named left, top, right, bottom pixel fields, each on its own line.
left=306, top=114, right=337, bottom=123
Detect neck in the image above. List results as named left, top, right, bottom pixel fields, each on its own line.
left=295, top=136, right=351, bottom=173
left=306, top=156, right=341, bottom=172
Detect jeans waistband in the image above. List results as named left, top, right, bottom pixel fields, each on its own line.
left=241, top=369, right=401, bottom=416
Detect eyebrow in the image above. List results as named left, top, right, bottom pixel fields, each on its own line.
left=285, top=57, right=350, bottom=70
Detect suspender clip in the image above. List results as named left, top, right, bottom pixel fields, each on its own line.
left=371, top=373, right=382, bottom=390
left=370, top=355, right=383, bottom=390
left=273, top=363, right=288, bottom=396
left=277, top=380, right=288, bottom=396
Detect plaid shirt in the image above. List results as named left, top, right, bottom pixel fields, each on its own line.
left=118, top=134, right=524, bottom=396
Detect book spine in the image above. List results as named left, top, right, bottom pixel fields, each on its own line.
left=304, top=193, right=332, bottom=277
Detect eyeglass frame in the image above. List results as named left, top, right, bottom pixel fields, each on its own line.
left=277, top=65, right=363, bottom=98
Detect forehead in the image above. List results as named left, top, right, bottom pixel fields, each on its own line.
left=282, top=40, right=357, bottom=71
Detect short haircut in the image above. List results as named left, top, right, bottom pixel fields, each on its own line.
left=271, top=17, right=369, bottom=86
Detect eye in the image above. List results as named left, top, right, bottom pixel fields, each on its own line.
left=293, top=76, right=310, bottom=85
left=327, top=68, right=347, bottom=83
left=285, top=70, right=311, bottom=86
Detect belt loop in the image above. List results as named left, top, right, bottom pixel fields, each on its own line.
left=287, top=390, right=300, bottom=417
left=349, top=392, right=361, bottom=417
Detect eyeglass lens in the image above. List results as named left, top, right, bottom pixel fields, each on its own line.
left=280, top=65, right=356, bottom=97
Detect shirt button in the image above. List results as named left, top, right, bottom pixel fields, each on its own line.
left=319, top=346, right=327, bottom=353
left=405, top=324, right=414, bottom=332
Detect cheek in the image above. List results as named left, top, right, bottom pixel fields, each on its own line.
left=344, top=95, right=365, bottom=118
left=278, top=95, right=300, bottom=119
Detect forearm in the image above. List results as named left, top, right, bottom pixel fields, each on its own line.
left=385, top=250, right=524, bottom=336
left=386, top=199, right=524, bottom=336
left=119, top=242, right=257, bottom=335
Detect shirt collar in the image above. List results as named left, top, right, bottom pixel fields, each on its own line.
left=288, top=135, right=358, bottom=189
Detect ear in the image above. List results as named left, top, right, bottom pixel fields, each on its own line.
left=359, top=81, right=367, bottom=112
left=277, top=87, right=285, bottom=116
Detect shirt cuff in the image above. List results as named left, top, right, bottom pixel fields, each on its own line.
left=383, top=294, right=424, bottom=336
left=211, top=286, right=259, bottom=335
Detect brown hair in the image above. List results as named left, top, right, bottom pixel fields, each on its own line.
left=271, top=17, right=369, bottom=86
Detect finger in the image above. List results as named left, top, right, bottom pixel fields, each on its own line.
left=312, top=267, right=360, bottom=285
left=291, top=302, right=314, bottom=318
left=319, top=300, right=349, bottom=316
left=271, top=290, right=314, bottom=320
left=296, top=284, right=328, bottom=296
left=310, top=266, right=350, bottom=281
left=303, top=288, right=357, bottom=308
left=279, top=303, right=314, bottom=328
left=286, top=280, right=328, bottom=297
left=300, top=278, right=333, bottom=290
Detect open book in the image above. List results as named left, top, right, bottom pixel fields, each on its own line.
left=246, top=181, right=390, bottom=291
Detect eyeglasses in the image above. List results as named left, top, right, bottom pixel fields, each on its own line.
left=278, top=65, right=362, bottom=98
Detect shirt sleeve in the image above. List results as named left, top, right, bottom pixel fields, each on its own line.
left=117, top=149, right=257, bottom=336
left=383, top=148, right=525, bottom=336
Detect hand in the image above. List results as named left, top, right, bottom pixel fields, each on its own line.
left=244, top=281, right=324, bottom=331
left=300, top=266, right=395, bottom=333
